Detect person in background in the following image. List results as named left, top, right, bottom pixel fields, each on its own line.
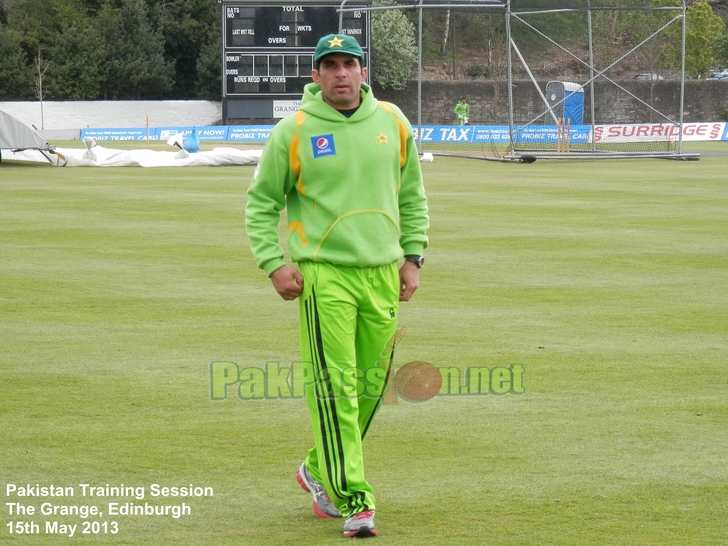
left=454, top=97, right=470, bottom=125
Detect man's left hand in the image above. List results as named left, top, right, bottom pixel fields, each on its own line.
left=399, top=261, right=420, bottom=302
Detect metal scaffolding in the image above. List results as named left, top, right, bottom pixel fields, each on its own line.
left=338, top=0, right=695, bottom=161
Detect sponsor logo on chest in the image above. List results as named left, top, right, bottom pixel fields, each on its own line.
left=311, top=134, right=336, bottom=158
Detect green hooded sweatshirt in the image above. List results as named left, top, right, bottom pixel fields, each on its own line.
left=246, top=82, right=429, bottom=276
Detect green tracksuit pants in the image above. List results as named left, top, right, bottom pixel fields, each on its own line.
left=298, top=261, right=400, bottom=518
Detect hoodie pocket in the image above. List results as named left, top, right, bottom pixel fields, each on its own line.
left=315, top=210, right=400, bottom=265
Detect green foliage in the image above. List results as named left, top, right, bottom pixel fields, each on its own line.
left=465, top=64, right=489, bottom=78
left=160, top=0, right=220, bottom=99
left=371, top=4, right=417, bottom=90
left=94, top=0, right=174, bottom=99
left=592, top=9, right=621, bottom=66
left=656, top=0, right=726, bottom=77
left=713, top=30, right=728, bottom=68
left=2, top=0, right=215, bottom=100
left=195, top=32, right=223, bottom=101
left=6, top=0, right=89, bottom=53
left=0, top=24, right=33, bottom=98
left=683, top=0, right=726, bottom=77
left=45, top=23, right=104, bottom=99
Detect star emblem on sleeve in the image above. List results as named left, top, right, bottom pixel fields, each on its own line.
left=376, top=132, right=389, bottom=145
left=328, top=36, right=344, bottom=49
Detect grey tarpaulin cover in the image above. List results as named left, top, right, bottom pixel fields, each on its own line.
left=1, top=111, right=262, bottom=167
left=0, top=109, right=57, bottom=161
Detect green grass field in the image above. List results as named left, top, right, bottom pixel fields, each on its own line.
left=1, top=145, right=727, bottom=545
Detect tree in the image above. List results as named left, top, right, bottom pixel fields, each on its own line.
left=159, top=0, right=219, bottom=99
left=5, top=0, right=89, bottom=54
left=33, top=48, right=49, bottom=128
left=195, top=31, right=222, bottom=101
left=682, top=0, right=725, bottom=77
left=440, top=9, right=450, bottom=55
left=45, top=22, right=104, bottom=99
left=713, top=29, right=728, bottom=68
left=0, top=24, right=33, bottom=98
left=94, top=0, right=174, bottom=99
left=371, top=4, right=417, bottom=90
left=654, top=0, right=725, bottom=78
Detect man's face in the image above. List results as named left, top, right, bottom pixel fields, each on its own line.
left=312, top=53, right=368, bottom=110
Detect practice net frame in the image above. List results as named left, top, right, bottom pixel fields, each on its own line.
left=340, top=0, right=697, bottom=162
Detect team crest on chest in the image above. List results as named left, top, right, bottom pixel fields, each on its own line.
left=311, top=134, right=336, bottom=158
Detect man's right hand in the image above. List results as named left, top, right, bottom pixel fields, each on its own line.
left=270, top=265, right=304, bottom=301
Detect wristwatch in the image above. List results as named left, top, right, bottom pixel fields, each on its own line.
left=404, top=255, right=425, bottom=268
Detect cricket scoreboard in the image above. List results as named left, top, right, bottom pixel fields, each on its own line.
left=221, top=0, right=370, bottom=122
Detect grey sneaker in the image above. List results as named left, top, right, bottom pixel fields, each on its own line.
left=343, top=510, right=377, bottom=538
left=296, top=462, right=342, bottom=519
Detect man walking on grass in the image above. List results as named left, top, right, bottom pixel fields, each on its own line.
left=245, top=33, right=429, bottom=537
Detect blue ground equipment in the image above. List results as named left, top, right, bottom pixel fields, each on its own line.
left=545, top=82, right=584, bottom=124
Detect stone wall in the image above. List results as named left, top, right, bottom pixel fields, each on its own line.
left=373, top=80, right=728, bottom=125
left=2, top=81, right=725, bottom=133
left=0, top=100, right=222, bottom=131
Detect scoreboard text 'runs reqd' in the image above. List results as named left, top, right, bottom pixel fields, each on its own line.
left=223, top=2, right=369, bottom=97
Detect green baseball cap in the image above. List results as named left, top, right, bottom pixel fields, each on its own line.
left=313, top=34, right=363, bottom=63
